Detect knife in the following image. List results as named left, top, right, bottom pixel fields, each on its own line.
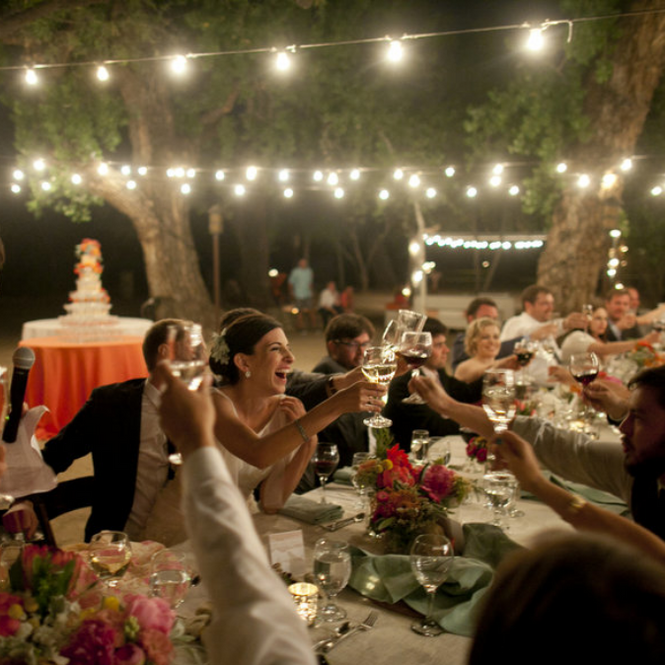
left=322, top=512, right=365, bottom=532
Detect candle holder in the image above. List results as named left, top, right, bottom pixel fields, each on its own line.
left=288, top=582, right=318, bottom=626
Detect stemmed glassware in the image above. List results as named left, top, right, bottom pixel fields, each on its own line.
left=513, top=339, right=536, bottom=386
left=89, top=531, right=132, bottom=588
left=482, top=369, right=517, bottom=435
left=410, top=429, right=430, bottom=463
left=351, top=452, right=373, bottom=511
left=313, top=443, right=339, bottom=504
left=361, top=346, right=397, bottom=428
left=149, top=550, right=192, bottom=609
left=569, top=351, right=600, bottom=429
left=313, top=538, right=352, bottom=622
left=398, top=332, right=433, bottom=404
left=409, top=534, right=454, bottom=637
left=483, top=471, right=517, bottom=528
left=582, top=303, right=594, bottom=333
left=381, top=310, right=427, bottom=350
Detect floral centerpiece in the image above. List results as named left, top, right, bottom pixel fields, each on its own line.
left=465, top=436, right=488, bottom=464
left=355, top=443, right=470, bottom=553
left=606, top=341, right=665, bottom=383
left=0, top=545, right=175, bottom=665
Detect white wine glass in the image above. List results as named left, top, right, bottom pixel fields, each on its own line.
left=313, top=538, right=352, bottom=622
left=399, top=331, right=433, bottom=404
left=482, top=369, right=517, bottom=435
left=410, top=533, right=454, bottom=637
left=149, top=550, right=192, bottom=609
left=89, top=531, right=132, bottom=588
left=361, top=346, right=396, bottom=428
left=313, top=443, right=339, bottom=504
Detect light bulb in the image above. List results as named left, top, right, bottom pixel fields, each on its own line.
left=127, top=180, right=137, bottom=190
left=393, top=168, right=404, bottom=180
left=12, top=169, right=24, bottom=180
left=466, top=186, right=478, bottom=198
left=235, top=184, right=246, bottom=196
left=577, top=174, right=590, bottom=188
left=278, top=169, right=289, bottom=182
left=445, top=166, right=455, bottom=177
left=180, top=183, right=191, bottom=194
left=426, top=187, right=436, bottom=198
left=350, top=169, right=360, bottom=181
left=171, top=55, right=188, bottom=75
left=379, top=189, right=390, bottom=200
left=526, top=28, right=544, bottom=51
left=334, top=187, right=344, bottom=199
left=215, top=170, right=225, bottom=181
left=246, top=166, right=258, bottom=181
left=556, top=162, right=567, bottom=173
left=283, top=188, right=294, bottom=198
left=25, top=68, right=38, bottom=85
left=71, top=174, right=82, bottom=185
left=96, top=65, right=110, bottom=82
left=275, top=52, right=290, bottom=71
left=387, top=40, right=403, bottom=62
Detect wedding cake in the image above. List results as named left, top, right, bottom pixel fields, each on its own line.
left=59, top=238, right=119, bottom=340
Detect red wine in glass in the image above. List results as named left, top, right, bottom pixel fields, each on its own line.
left=516, top=350, right=534, bottom=367
left=315, top=459, right=338, bottom=480
left=399, top=349, right=430, bottom=369
left=571, top=368, right=599, bottom=386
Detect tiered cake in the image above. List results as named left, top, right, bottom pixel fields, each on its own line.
left=59, top=238, right=119, bottom=341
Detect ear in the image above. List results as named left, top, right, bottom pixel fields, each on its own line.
left=156, top=343, right=170, bottom=362
left=326, top=340, right=337, bottom=359
left=234, top=352, right=250, bottom=374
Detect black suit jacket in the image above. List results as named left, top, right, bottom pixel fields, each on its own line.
left=384, top=370, right=483, bottom=451
left=42, top=379, right=145, bottom=541
left=605, top=323, right=641, bottom=342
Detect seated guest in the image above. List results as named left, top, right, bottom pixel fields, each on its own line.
left=317, top=280, right=344, bottom=328
left=469, top=532, right=665, bottom=665
left=604, top=288, right=642, bottom=341
left=560, top=305, right=659, bottom=364
left=454, top=318, right=521, bottom=383
left=42, top=319, right=190, bottom=541
left=155, top=365, right=316, bottom=665
left=451, top=297, right=522, bottom=371
left=313, top=313, right=375, bottom=374
left=209, top=313, right=384, bottom=510
left=385, top=317, right=482, bottom=450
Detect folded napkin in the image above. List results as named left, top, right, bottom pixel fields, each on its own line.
left=348, top=523, right=522, bottom=637
left=332, top=467, right=354, bottom=485
left=546, top=474, right=629, bottom=515
left=278, top=495, right=344, bottom=524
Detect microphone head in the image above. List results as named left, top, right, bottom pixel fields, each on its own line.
left=12, top=347, right=35, bottom=371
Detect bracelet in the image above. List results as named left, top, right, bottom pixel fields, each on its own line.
left=567, top=494, right=587, bottom=515
left=294, top=418, right=310, bottom=443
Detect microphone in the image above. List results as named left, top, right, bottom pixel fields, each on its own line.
left=2, top=347, right=36, bottom=443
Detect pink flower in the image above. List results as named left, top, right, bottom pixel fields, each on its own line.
left=124, top=595, right=174, bottom=634
left=0, top=615, right=21, bottom=637
left=476, top=447, right=487, bottom=463
left=115, top=643, right=146, bottom=665
left=420, top=464, right=455, bottom=503
left=61, top=619, right=118, bottom=665
left=139, top=628, right=174, bottom=665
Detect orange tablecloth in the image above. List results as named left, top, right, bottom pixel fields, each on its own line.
left=19, top=335, right=148, bottom=440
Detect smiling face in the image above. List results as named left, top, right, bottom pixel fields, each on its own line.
left=473, top=324, right=501, bottom=360
left=590, top=307, right=608, bottom=338
left=328, top=332, right=371, bottom=370
left=606, top=293, right=630, bottom=323
left=619, top=386, right=665, bottom=478
left=238, top=327, right=295, bottom=394
left=426, top=334, right=449, bottom=370
left=524, top=291, right=555, bottom=323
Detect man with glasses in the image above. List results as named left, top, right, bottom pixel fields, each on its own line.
left=313, top=313, right=375, bottom=374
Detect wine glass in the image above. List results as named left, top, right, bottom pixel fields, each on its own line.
left=397, top=309, right=427, bottom=333
left=582, top=303, right=594, bottom=333
left=361, top=346, right=397, bottom=428
left=482, top=369, right=517, bottom=435
left=167, top=322, right=207, bottom=391
left=513, top=339, right=536, bottom=384
left=410, top=429, right=430, bottom=463
left=313, top=538, right=352, bottom=622
left=89, top=531, right=132, bottom=588
left=483, top=471, right=516, bottom=528
left=409, top=533, right=454, bottom=636
left=351, top=452, right=374, bottom=510
left=149, top=550, right=192, bottom=609
left=313, top=443, right=339, bottom=504
left=398, top=331, right=433, bottom=404
left=569, top=352, right=600, bottom=429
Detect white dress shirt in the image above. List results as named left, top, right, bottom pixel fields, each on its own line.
left=183, top=447, right=316, bottom=665
left=124, top=379, right=170, bottom=541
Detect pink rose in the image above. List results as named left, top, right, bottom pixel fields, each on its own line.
left=0, top=615, right=21, bottom=637
left=421, top=464, right=455, bottom=503
left=124, top=595, right=174, bottom=634
left=139, top=628, right=174, bottom=665
left=115, top=643, right=146, bottom=665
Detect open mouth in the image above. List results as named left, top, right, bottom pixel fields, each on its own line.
left=275, top=369, right=292, bottom=380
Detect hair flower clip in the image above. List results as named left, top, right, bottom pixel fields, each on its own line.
left=211, top=329, right=230, bottom=366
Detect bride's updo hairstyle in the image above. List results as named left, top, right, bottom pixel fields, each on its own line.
left=209, top=312, right=283, bottom=384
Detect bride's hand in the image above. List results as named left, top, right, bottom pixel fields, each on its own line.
left=332, top=380, right=385, bottom=414
left=278, top=396, right=307, bottom=422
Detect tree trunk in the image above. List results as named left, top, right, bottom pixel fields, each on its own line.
left=538, top=1, right=665, bottom=311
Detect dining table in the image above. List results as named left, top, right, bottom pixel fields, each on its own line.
left=19, top=335, right=148, bottom=439
left=177, top=435, right=580, bottom=665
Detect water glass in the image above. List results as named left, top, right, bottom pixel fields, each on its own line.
left=313, top=538, right=351, bottom=622
left=149, top=550, right=192, bottom=609
left=410, top=429, right=430, bottom=462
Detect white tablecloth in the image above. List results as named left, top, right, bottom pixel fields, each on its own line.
left=22, top=317, right=153, bottom=340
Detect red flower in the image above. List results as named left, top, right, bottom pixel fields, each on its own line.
left=61, top=619, right=118, bottom=665
left=420, top=464, right=455, bottom=503
left=115, top=643, right=146, bottom=665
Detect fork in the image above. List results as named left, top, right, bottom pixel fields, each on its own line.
left=320, top=610, right=379, bottom=653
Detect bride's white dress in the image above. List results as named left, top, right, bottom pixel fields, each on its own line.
left=144, top=390, right=292, bottom=546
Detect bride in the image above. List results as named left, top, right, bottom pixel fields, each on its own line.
left=209, top=312, right=384, bottom=512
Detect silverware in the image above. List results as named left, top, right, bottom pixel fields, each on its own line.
left=312, top=621, right=351, bottom=652
left=319, top=610, right=379, bottom=653
left=322, top=512, right=365, bottom=532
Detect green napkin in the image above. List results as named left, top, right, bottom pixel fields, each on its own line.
left=332, top=467, right=354, bottom=485
left=348, top=523, right=522, bottom=637
left=278, top=495, right=344, bottom=524
left=546, top=474, right=629, bottom=515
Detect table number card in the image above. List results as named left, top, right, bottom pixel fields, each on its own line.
left=268, top=530, right=306, bottom=577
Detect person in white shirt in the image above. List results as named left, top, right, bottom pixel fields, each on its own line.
left=155, top=363, right=316, bottom=665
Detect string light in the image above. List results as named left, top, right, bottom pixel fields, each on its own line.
left=11, top=183, right=21, bottom=193
left=620, top=158, right=633, bottom=171
left=609, top=229, right=622, bottom=238
left=601, top=173, right=617, bottom=188
left=278, top=169, right=289, bottom=182
left=33, top=159, right=46, bottom=171
left=234, top=184, right=246, bottom=196
left=283, top=187, right=294, bottom=198
left=41, top=181, right=51, bottom=191
left=651, top=185, right=662, bottom=196
left=492, top=164, right=504, bottom=175
left=187, top=168, right=196, bottom=178
left=408, top=174, right=420, bottom=188
left=489, top=175, right=501, bottom=187
left=127, top=180, right=137, bottom=190
left=526, top=28, right=545, bottom=51
left=138, top=166, right=148, bottom=176
left=508, top=185, right=520, bottom=196
left=466, top=186, right=477, bottom=198
left=387, top=40, right=403, bottom=63
left=334, top=187, right=344, bottom=199
left=25, top=68, right=38, bottom=85
left=577, top=174, right=590, bottom=188
left=96, top=65, right=110, bottom=82
left=556, top=162, right=568, bottom=173
left=425, top=187, right=436, bottom=198
left=170, top=55, right=188, bottom=75
left=313, top=170, right=323, bottom=182
left=379, top=189, right=390, bottom=200
left=445, top=166, right=455, bottom=177
left=409, top=241, right=421, bottom=255
left=12, top=169, right=24, bottom=180
left=327, top=172, right=339, bottom=186
left=275, top=51, right=291, bottom=71
left=97, top=162, right=109, bottom=176
left=393, top=169, right=404, bottom=181
left=71, top=173, right=82, bottom=185
left=350, top=169, right=360, bottom=181
left=180, top=183, right=191, bottom=194
left=121, top=165, right=131, bottom=176
left=215, top=170, right=225, bottom=181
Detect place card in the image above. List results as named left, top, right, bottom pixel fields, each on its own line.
left=268, top=529, right=306, bottom=577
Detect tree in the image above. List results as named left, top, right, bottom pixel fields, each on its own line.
left=465, top=0, right=665, bottom=311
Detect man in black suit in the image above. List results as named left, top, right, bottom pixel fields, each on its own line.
left=385, top=317, right=482, bottom=450
left=605, top=288, right=641, bottom=342
left=42, top=319, right=184, bottom=541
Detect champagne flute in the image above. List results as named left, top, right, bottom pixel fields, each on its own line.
left=361, top=346, right=396, bottom=428
left=89, top=531, right=132, bottom=588
left=313, top=538, right=352, bottom=622
left=149, top=550, right=192, bottom=609
left=482, top=369, right=517, bottom=435
left=409, top=533, right=454, bottom=637
left=313, top=443, right=339, bottom=504
left=398, top=331, right=433, bottom=404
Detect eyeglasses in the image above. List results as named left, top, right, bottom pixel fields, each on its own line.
left=334, top=340, right=371, bottom=351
